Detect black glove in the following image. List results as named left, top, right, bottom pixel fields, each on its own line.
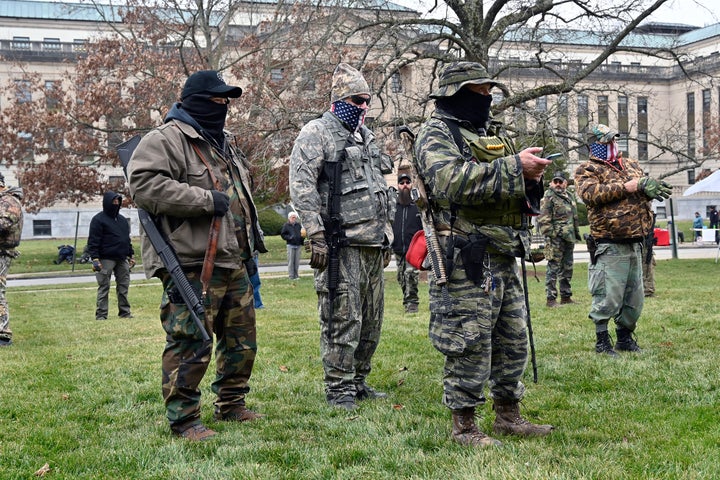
left=309, top=232, right=329, bottom=270
left=211, top=190, right=230, bottom=217
left=92, top=259, right=102, bottom=272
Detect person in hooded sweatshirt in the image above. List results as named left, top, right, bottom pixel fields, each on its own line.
left=128, top=70, right=267, bottom=442
left=87, top=190, right=134, bottom=321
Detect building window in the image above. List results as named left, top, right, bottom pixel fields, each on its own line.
left=637, top=97, right=648, bottom=161
left=557, top=94, right=568, bottom=150
left=11, top=36, right=31, bottom=50
left=42, top=38, right=61, bottom=51
left=45, top=80, right=60, bottom=111
left=18, top=132, right=34, bottom=161
left=577, top=94, right=589, bottom=134
left=391, top=72, right=403, bottom=93
left=618, top=96, right=628, bottom=156
left=702, top=89, right=711, bottom=151
left=72, top=39, right=87, bottom=52
left=47, top=127, right=64, bottom=152
left=536, top=96, right=547, bottom=112
left=33, top=220, right=52, bottom=236
left=15, top=80, right=32, bottom=104
left=597, top=95, right=609, bottom=125
left=688, top=169, right=696, bottom=185
left=270, top=68, right=284, bottom=83
left=687, top=92, right=695, bottom=158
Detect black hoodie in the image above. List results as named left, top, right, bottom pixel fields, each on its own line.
left=86, top=191, right=134, bottom=260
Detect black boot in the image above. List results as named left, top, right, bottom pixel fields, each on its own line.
left=615, top=326, right=642, bottom=352
left=595, top=330, right=618, bottom=356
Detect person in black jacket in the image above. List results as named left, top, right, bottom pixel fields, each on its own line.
left=391, top=171, right=423, bottom=313
left=280, top=211, right=304, bottom=280
left=87, top=191, right=135, bottom=320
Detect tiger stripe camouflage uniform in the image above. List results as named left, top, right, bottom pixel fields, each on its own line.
left=536, top=172, right=581, bottom=305
left=290, top=63, right=394, bottom=410
left=414, top=62, right=553, bottom=446
left=574, top=123, right=658, bottom=355
left=0, top=179, right=23, bottom=347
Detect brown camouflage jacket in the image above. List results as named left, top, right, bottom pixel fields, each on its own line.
left=574, top=156, right=652, bottom=241
left=0, top=186, right=24, bottom=252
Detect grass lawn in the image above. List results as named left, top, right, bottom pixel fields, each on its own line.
left=1, top=258, right=719, bottom=479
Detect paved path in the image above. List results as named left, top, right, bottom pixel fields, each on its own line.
left=8, top=243, right=719, bottom=288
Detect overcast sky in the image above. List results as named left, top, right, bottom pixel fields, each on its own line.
left=392, top=0, right=719, bottom=28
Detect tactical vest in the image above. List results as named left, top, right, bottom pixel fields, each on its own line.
left=318, top=112, right=388, bottom=229
left=442, top=119, right=524, bottom=229
left=0, top=192, right=23, bottom=250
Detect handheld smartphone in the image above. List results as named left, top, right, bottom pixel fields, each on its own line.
left=545, top=153, right=563, bottom=160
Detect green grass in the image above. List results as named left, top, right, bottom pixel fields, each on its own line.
left=2, top=259, right=719, bottom=479
left=10, top=235, right=300, bottom=275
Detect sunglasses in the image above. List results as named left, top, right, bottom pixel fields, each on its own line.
left=349, top=95, right=371, bottom=106
left=398, top=180, right=411, bottom=185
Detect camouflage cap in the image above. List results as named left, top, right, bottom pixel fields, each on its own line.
left=552, top=171, right=566, bottom=181
left=330, top=63, right=371, bottom=103
left=429, top=61, right=504, bottom=98
left=588, top=124, right=620, bottom=144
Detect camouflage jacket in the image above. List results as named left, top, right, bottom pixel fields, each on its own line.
left=289, top=111, right=393, bottom=248
left=0, top=186, right=24, bottom=252
left=574, top=156, right=652, bottom=241
left=537, top=188, right=581, bottom=243
left=413, top=110, right=530, bottom=257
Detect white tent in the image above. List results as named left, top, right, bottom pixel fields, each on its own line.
left=683, top=170, right=720, bottom=196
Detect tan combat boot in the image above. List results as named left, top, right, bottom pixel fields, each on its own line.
left=451, top=407, right=502, bottom=447
left=492, top=400, right=554, bottom=437
left=546, top=298, right=558, bottom=308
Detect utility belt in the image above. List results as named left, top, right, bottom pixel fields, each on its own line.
left=447, top=233, right=490, bottom=286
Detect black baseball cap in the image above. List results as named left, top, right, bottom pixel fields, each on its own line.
left=552, top=171, right=566, bottom=181
left=181, top=70, right=243, bottom=100
left=398, top=172, right=412, bottom=182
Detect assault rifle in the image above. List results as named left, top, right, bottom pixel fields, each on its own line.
left=396, top=126, right=451, bottom=310
left=116, top=135, right=211, bottom=342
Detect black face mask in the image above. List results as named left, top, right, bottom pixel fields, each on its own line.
left=181, top=94, right=228, bottom=147
left=436, top=91, right=493, bottom=130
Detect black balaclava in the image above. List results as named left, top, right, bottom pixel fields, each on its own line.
left=436, top=89, right=492, bottom=131
left=181, top=94, right=228, bottom=148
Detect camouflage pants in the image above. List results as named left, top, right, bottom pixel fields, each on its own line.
left=544, top=237, right=575, bottom=300
left=395, top=253, right=419, bottom=308
left=315, top=246, right=384, bottom=398
left=429, top=242, right=527, bottom=410
left=0, top=255, right=13, bottom=340
left=587, top=242, right=644, bottom=333
left=94, top=258, right=131, bottom=319
left=160, top=266, right=256, bottom=432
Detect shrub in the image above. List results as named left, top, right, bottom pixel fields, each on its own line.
left=258, top=206, right=286, bottom=236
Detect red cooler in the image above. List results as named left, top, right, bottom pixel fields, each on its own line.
left=654, top=228, right=670, bottom=246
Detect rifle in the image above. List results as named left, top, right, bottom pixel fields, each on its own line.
left=116, top=135, right=211, bottom=342
left=322, top=144, right=348, bottom=329
left=396, top=126, right=451, bottom=310
left=520, top=215, right=538, bottom=384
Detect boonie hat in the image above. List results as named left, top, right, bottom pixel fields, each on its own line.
left=588, top=124, right=619, bottom=144
left=430, top=61, right=504, bottom=99
left=182, top=70, right=243, bottom=100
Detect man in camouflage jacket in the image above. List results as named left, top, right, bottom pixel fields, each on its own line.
left=289, top=63, right=394, bottom=411
left=575, top=124, right=671, bottom=356
left=0, top=173, right=23, bottom=347
left=537, top=171, right=581, bottom=307
left=413, top=61, right=553, bottom=447
left=129, top=70, right=266, bottom=441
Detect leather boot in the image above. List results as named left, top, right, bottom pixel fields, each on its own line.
left=615, top=326, right=642, bottom=352
left=451, top=407, right=501, bottom=447
left=492, top=400, right=554, bottom=437
left=560, top=297, right=576, bottom=305
left=546, top=298, right=558, bottom=308
left=595, top=330, right=618, bottom=356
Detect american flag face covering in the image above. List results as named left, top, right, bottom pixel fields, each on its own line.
left=590, top=141, right=620, bottom=163
left=331, top=100, right=365, bottom=132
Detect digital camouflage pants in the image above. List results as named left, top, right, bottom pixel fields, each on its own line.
left=315, top=246, right=384, bottom=398
left=160, top=266, right=256, bottom=432
left=429, top=242, right=527, bottom=411
left=587, top=242, right=644, bottom=333
left=94, top=258, right=131, bottom=319
left=544, top=237, right=575, bottom=301
left=394, top=253, right=419, bottom=308
left=0, top=255, right=14, bottom=341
